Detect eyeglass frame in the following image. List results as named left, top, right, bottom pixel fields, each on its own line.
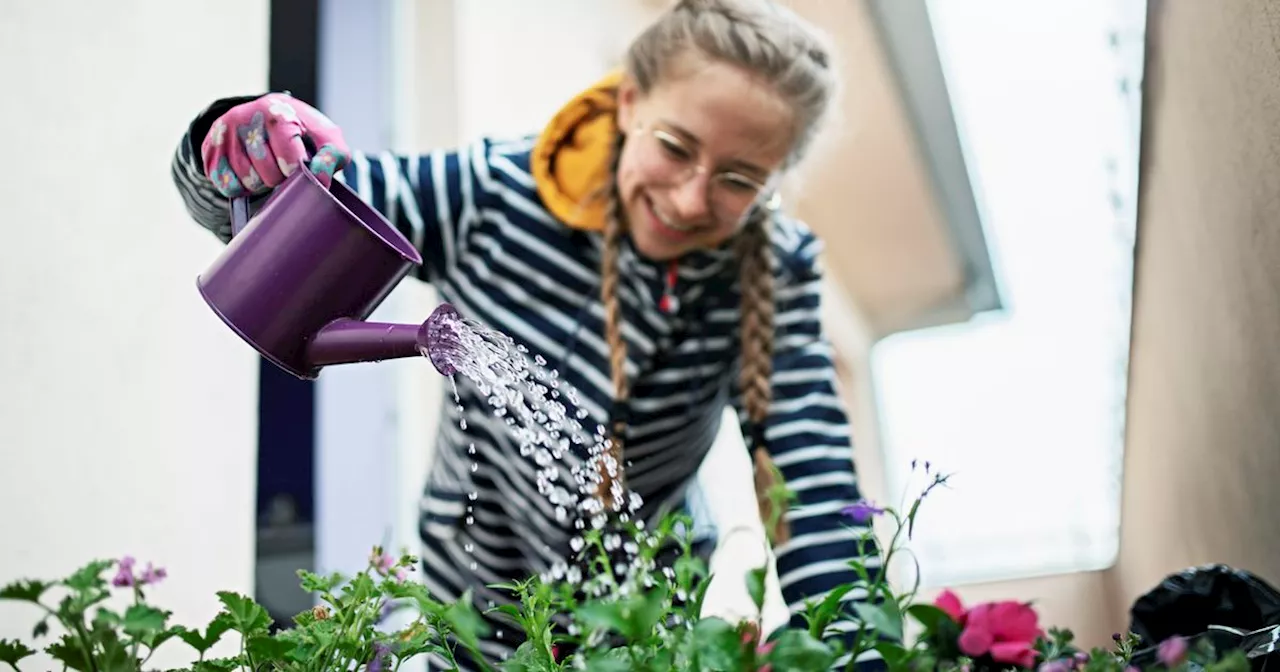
left=630, top=122, right=784, bottom=222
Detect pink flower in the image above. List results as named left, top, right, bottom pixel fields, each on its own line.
left=934, top=589, right=1043, bottom=669
left=936, top=589, right=966, bottom=622
left=112, top=556, right=136, bottom=587
left=1157, top=636, right=1188, bottom=667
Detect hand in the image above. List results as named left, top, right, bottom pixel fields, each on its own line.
left=201, top=93, right=350, bottom=198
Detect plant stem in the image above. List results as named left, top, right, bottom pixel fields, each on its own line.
left=37, top=604, right=98, bottom=672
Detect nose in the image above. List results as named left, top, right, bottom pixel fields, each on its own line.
left=668, top=172, right=713, bottom=222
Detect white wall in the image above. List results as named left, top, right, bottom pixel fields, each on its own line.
left=0, top=2, right=265, bottom=668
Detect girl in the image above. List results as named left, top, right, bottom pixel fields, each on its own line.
left=172, top=0, right=880, bottom=667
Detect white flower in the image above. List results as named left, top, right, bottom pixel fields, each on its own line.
left=242, top=167, right=263, bottom=191
left=268, top=98, right=299, bottom=123
left=210, top=120, right=227, bottom=146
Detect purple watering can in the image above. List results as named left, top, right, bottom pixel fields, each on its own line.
left=196, top=163, right=460, bottom=380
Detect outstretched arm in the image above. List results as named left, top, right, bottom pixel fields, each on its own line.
left=170, top=93, right=477, bottom=284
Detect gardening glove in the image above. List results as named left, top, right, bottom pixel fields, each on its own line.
left=200, top=92, right=350, bottom=198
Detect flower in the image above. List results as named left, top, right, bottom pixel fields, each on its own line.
left=112, top=556, right=136, bottom=587
left=935, top=589, right=1043, bottom=669
left=935, top=589, right=966, bottom=622
left=140, top=562, right=167, bottom=585
left=1157, top=636, right=1188, bottom=667
left=367, top=641, right=393, bottom=672
left=840, top=500, right=885, bottom=524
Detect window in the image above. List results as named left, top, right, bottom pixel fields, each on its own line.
left=870, top=0, right=1147, bottom=587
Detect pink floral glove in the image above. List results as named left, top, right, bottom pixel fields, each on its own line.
left=200, top=93, right=350, bottom=198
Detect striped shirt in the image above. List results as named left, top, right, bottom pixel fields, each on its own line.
left=172, top=96, right=881, bottom=669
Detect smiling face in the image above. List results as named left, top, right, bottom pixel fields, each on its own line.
left=614, top=55, right=796, bottom=261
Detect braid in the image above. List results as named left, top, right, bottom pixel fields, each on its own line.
left=597, top=135, right=629, bottom=512
left=737, top=209, right=787, bottom=544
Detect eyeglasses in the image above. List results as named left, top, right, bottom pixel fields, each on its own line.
left=635, top=124, right=781, bottom=221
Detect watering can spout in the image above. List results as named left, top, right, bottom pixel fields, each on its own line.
left=305, top=318, right=429, bottom=368
left=303, top=303, right=462, bottom=375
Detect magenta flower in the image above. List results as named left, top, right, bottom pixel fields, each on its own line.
left=1157, top=636, right=1188, bottom=667
left=840, top=500, right=885, bottom=524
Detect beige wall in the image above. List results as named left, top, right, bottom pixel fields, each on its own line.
left=1105, top=0, right=1280, bottom=623
left=843, top=0, right=1280, bottom=650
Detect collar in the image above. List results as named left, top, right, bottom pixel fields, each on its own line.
left=531, top=70, right=738, bottom=283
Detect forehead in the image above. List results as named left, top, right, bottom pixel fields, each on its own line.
left=643, top=59, right=795, bottom=168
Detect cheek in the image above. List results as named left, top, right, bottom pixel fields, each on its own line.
left=700, top=221, right=740, bottom=247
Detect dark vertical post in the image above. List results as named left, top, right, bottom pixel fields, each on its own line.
left=256, top=0, right=320, bottom=626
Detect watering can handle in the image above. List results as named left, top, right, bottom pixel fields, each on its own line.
left=230, top=197, right=251, bottom=238
left=226, top=160, right=313, bottom=238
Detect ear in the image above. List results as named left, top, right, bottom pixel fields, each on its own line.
left=616, top=74, right=641, bottom=131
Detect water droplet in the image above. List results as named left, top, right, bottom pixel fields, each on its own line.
left=469, top=561, right=478, bottom=570
left=470, top=463, right=478, bottom=473
left=465, top=516, right=475, bottom=525
left=464, top=543, right=474, bottom=553
left=459, top=418, right=468, bottom=430
left=468, top=492, right=478, bottom=501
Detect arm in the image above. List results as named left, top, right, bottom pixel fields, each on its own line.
left=733, top=233, right=884, bottom=669
left=170, top=94, right=472, bottom=284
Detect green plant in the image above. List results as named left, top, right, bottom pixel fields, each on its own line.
left=0, top=464, right=1259, bottom=671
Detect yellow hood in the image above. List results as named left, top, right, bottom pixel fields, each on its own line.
left=531, top=69, right=624, bottom=232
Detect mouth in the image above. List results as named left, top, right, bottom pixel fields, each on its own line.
left=643, top=196, right=699, bottom=241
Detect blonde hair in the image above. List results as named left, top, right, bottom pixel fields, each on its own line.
left=598, top=0, right=836, bottom=544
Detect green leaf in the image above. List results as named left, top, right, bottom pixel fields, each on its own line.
left=853, top=600, right=904, bottom=642
left=906, top=603, right=951, bottom=633
left=746, top=566, right=767, bottom=612
left=873, top=641, right=913, bottom=669
left=64, top=560, right=115, bottom=592
left=193, top=657, right=243, bottom=672
left=246, top=635, right=296, bottom=662
left=215, top=591, right=272, bottom=635
left=31, top=619, right=49, bottom=640
left=297, top=570, right=343, bottom=594
left=574, top=600, right=629, bottom=636
left=122, top=604, right=170, bottom=639
left=443, top=591, right=491, bottom=656
left=178, top=616, right=232, bottom=655
left=46, top=633, right=92, bottom=671
left=764, top=629, right=835, bottom=672
left=0, top=579, right=50, bottom=604
left=0, top=639, right=35, bottom=667
left=688, top=618, right=745, bottom=670
left=93, top=607, right=122, bottom=633
left=808, top=584, right=855, bottom=638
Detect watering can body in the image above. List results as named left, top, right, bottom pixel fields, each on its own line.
left=196, top=164, right=434, bottom=380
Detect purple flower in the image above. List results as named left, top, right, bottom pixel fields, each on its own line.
left=141, top=562, right=167, bottom=585
left=368, top=641, right=394, bottom=672
left=840, top=500, right=885, bottom=524
left=112, top=556, right=136, bottom=587
left=1157, top=636, right=1188, bottom=666
left=1036, top=660, right=1072, bottom=672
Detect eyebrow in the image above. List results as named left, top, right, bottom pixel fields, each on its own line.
left=660, top=120, right=771, bottom=178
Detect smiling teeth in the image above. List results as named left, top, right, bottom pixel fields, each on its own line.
left=652, top=204, right=694, bottom=231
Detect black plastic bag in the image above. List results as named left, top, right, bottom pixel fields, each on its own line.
left=1126, top=564, right=1280, bottom=669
